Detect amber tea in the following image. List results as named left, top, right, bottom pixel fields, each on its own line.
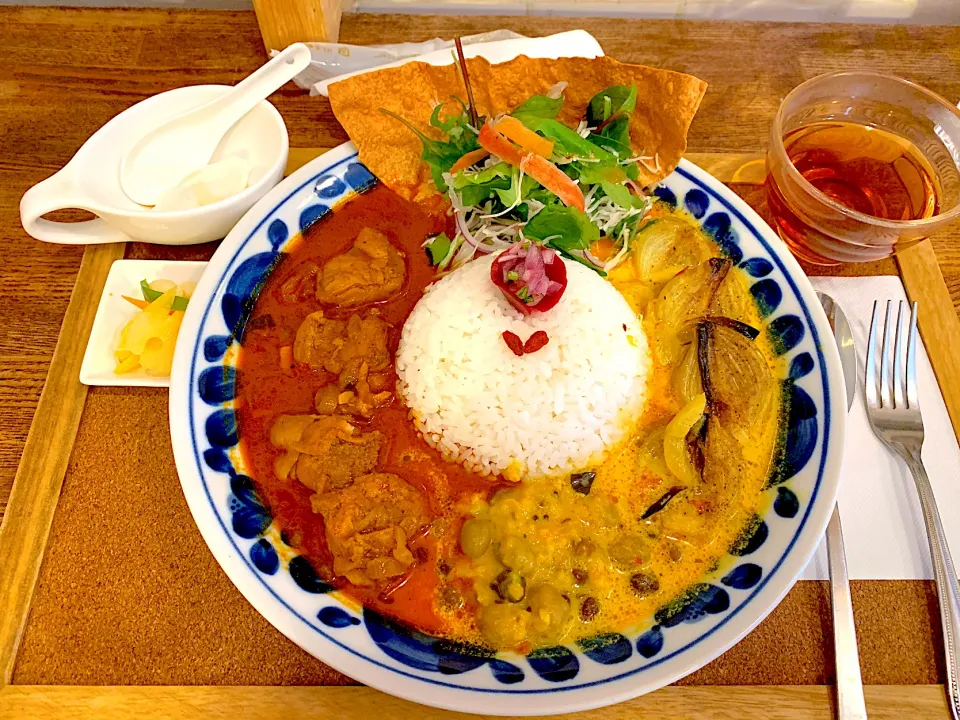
left=782, top=122, right=938, bottom=219
left=767, top=121, right=942, bottom=263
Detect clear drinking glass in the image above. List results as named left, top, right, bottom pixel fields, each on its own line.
left=765, top=71, right=960, bottom=265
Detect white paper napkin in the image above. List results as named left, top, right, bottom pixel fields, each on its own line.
left=276, top=30, right=527, bottom=94
left=802, top=275, right=960, bottom=580
left=306, top=29, right=604, bottom=96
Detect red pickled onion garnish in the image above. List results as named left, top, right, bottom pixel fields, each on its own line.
left=490, top=243, right=567, bottom=315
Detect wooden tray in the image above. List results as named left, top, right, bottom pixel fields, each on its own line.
left=0, top=151, right=957, bottom=718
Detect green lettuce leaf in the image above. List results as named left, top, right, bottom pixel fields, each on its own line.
left=425, top=233, right=452, bottom=266
left=519, top=117, right=616, bottom=162
left=460, top=182, right=509, bottom=207
left=525, top=206, right=600, bottom=252
left=511, top=94, right=564, bottom=123
left=454, top=162, right=511, bottom=205
left=494, top=169, right=538, bottom=207
left=586, top=85, right=637, bottom=126
left=575, top=161, right=628, bottom=186
left=601, top=181, right=646, bottom=210
left=453, top=163, right=510, bottom=188
left=430, top=96, right=471, bottom=137
left=381, top=103, right=482, bottom=191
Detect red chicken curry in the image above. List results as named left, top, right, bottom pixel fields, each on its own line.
left=236, top=186, right=500, bottom=634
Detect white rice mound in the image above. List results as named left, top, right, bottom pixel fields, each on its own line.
left=396, top=253, right=650, bottom=479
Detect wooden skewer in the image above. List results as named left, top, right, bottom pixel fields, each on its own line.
left=454, top=36, right=479, bottom=127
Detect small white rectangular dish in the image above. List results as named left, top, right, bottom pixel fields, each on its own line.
left=80, top=259, right=209, bottom=387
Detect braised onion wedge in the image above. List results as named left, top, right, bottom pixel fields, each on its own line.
left=664, top=393, right=706, bottom=485
left=699, top=415, right=747, bottom=522
left=659, top=417, right=746, bottom=542
left=648, top=258, right=732, bottom=364
left=637, top=427, right=669, bottom=478
left=651, top=258, right=731, bottom=330
left=697, top=322, right=715, bottom=408
left=710, top=270, right=755, bottom=319
left=708, top=322, right=777, bottom=430
left=693, top=317, right=781, bottom=470
left=673, top=342, right=704, bottom=405
left=708, top=316, right=760, bottom=339
left=635, top=217, right=714, bottom=282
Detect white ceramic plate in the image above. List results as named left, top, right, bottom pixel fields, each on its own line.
left=169, top=143, right=845, bottom=715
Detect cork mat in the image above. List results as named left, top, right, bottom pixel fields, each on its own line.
left=10, top=179, right=946, bottom=688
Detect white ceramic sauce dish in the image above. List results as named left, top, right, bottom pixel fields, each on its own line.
left=20, top=85, right=288, bottom=246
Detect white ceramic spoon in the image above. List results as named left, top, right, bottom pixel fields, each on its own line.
left=120, top=43, right=311, bottom=206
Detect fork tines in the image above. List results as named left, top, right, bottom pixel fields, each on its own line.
left=866, top=300, right=920, bottom=412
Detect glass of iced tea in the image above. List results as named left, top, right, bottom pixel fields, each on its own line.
left=765, top=71, right=960, bottom=265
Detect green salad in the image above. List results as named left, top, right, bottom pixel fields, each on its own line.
left=386, top=83, right=661, bottom=274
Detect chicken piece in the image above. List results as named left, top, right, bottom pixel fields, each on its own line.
left=294, top=415, right=361, bottom=452
left=270, top=414, right=352, bottom=452
left=277, top=261, right=320, bottom=305
left=274, top=450, right=300, bottom=482
left=293, top=310, right=390, bottom=387
left=314, top=385, right=341, bottom=415
left=317, top=228, right=406, bottom=306
left=333, top=361, right=393, bottom=419
left=311, top=473, right=429, bottom=586
left=296, top=430, right=384, bottom=493
left=337, top=386, right=393, bottom=419
left=338, top=313, right=391, bottom=378
left=268, top=414, right=382, bottom=490
left=292, top=311, right=346, bottom=371
left=269, top=415, right=318, bottom=449
left=367, top=372, right=393, bottom=392
left=314, top=363, right=393, bottom=421
left=269, top=415, right=319, bottom=481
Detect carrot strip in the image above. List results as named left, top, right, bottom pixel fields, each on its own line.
left=450, top=148, right=490, bottom=175
left=478, top=123, right=584, bottom=211
left=520, top=153, right=586, bottom=212
left=478, top=122, right=524, bottom=165
left=122, top=295, right=150, bottom=310
left=494, top=116, right=554, bottom=158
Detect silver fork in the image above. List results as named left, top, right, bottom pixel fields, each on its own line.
left=866, top=300, right=960, bottom=720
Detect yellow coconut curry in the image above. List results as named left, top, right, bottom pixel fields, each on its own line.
left=429, top=210, right=783, bottom=649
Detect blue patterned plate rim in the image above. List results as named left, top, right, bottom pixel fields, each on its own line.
left=169, top=142, right=847, bottom=716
